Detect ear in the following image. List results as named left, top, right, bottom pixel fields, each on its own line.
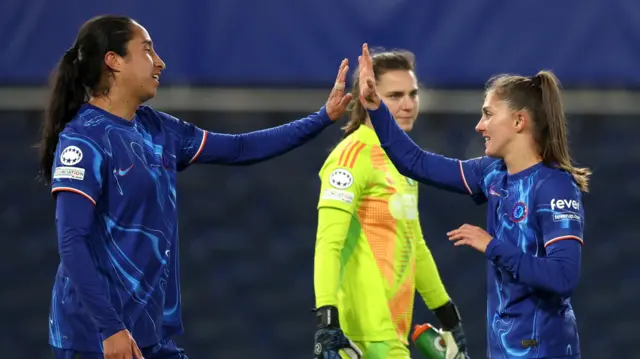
left=513, top=110, right=530, bottom=133
left=104, top=51, right=123, bottom=72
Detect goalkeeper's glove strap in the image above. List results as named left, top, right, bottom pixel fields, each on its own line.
left=314, top=305, right=340, bottom=329
left=432, top=301, right=462, bottom=331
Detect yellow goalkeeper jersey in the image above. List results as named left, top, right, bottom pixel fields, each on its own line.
left=314, top=125, right=450, bottom=345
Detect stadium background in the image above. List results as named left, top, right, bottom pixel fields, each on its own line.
left=1, top=1, right=638, bottom=358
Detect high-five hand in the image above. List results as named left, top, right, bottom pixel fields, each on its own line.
left=325, top=59, right=353, bottom=121
left=357, top=43, right=381, bottom=110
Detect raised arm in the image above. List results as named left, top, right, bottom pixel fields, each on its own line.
left=159, top=59, right=353, bottom=169
left=174, top=107, right=334, bottom=167
left=357, top=44, right=491, bottom=199
left=369, top=101, right=491, bottom=197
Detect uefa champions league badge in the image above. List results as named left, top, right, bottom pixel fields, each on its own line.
left=510, top=202, right=528, bottom=222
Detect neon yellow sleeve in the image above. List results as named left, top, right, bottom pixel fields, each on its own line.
left=314, top=207, right=352, bottom=308
left=414, top=221, right=451, bottom=310
left=315, top=141, right=371, bottom=307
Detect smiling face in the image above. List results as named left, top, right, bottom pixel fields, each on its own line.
left=377, top=69, right=419, bottom=132
left=106, top=22, right=166, bottom=103
left=475, top=90, right=522, bottom=158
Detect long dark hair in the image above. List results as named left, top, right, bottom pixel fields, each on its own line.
left=487, top=71, right=591, bottom=192
left=38, top=15, right=135, bottom=184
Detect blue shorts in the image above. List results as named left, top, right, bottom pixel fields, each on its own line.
left=52, top=339, right=187, bottom=359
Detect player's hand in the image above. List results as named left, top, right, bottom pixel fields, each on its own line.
left=325, top=59, right=353, bottom=121
left=358, top=43, right=382, bottom=111
left=313, top=306, right=362, bottom=359
left=103, top=329, right=144, bottom=359
left=440, top=325, right=471, bottom=359
left=447, top=224, right=493, bottom=253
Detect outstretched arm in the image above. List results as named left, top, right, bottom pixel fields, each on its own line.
left=189, top=107, right=333, bottom=166
left=368, top=101, right=490, bottom=198
left=161, top=59, right=353, bottom=169
left=358, top=43, right=491, bottom=200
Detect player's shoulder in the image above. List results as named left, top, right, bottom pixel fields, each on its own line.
left=473, top=156, right=505, bottom=183
left=322, top=137, right=373, bottom=173
left=537, top=165, right=577, bottom=186
left=135, top=105, right=168, bottom=128
left=58, top=107, right=110, bottom=150
left=63, top=105, right=112, bottom=135
left=137, top=105, right=190, bottom=134
left=534, top=165, right=581, bottom=197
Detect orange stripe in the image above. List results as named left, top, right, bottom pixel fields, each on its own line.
left=340, top=141, right=361, bottom=167
left=388, top=275, right=415, bottom=344
left=347, top=142, right=366, bottom=168
left=337, top=141, right=354, bottom=166
left=545, top=235, right=583, bottom=247
left=358, top=197, right=396, bottom=285
left=189, top=131, right=208, bottom=163
left=51, top=187, right=96, bottom=206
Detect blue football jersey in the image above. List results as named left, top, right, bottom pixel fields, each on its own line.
left=460, top=159, right=584, bottom=358
left=49, top=104, right=206, bottom=351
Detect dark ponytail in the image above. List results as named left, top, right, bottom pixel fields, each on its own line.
left=37, top=15, right=135, bottom=184
left=39, top=48, right=87, bottom=184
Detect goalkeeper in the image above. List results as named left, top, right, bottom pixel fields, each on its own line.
left=313, top=49, right=470, bottom=359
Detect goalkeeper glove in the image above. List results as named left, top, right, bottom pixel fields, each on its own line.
left=313, top=306, right=362, bottom=359
left=432, top=301, right=469, bottom=359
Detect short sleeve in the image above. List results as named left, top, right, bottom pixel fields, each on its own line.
left=51, top=132, right=105, bottom=205
left=156, top=110, right=206, bottom=170
left=317, top=142, right=371, bottom=215
left=535, top=175, right=585, bottom=248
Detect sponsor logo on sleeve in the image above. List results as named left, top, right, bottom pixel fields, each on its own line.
left=550, top=198, right=579, bottom=211
left=53, top=166, right=85, bottom=180
left=321, top=189, right=355, bottom=204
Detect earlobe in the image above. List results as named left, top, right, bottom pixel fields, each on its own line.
left=104, top=51, right=120, bottom=72
left=514, top=114, right=525, bottom=132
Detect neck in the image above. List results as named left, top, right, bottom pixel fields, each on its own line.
left=503, top=147, right=542, bottom=174
left=88, top=88, right=139, bottom=121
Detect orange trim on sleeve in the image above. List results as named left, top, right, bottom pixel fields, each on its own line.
left=544, top=235, right=584, bottom=247
left=51, top=187, right=97, bottom=206
left=189, top=131, right=208, bottom=164
left=458, top=160, right=473, bottom=195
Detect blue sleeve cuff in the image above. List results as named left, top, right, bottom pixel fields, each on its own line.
left=485, top=238, right=500, bottom=260
left=99, top=322, right=127, bottom=341
left=317, top=106, right=334, bottom=126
